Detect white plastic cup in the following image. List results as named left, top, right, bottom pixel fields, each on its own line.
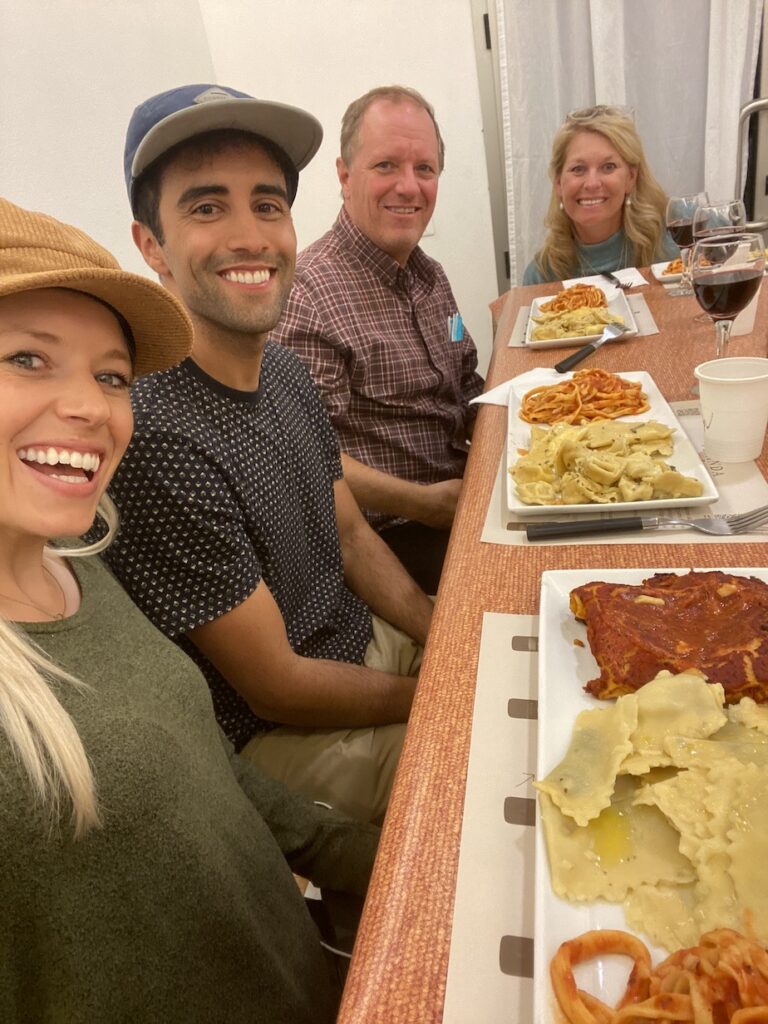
left=694, top=357, right=768, bottom=462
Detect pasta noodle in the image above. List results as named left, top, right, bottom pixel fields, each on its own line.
left=511, top=419, right=703, bottom=506
left=551, top=928, right=768, bottom=1023
left=520, top=369, right=650, bottom=426
left=531, top=306, right=624, bottom=342
left=663, top=256, right=712, bottom=277
left=540, top=284, right=608, bottom=313
left=662, top=257, right=683, bottom=276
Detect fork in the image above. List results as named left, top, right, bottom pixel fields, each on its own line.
left=601, top=271, right=631, bottom=290
left=554, top=323, right=627, bottom=373
left=525, top=503, right=768, bottom=540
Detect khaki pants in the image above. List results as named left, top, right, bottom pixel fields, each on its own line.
left=241, top=616, right=422, bottom=824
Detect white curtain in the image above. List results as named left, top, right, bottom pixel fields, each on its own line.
left=495, top=0, right=764, bottom=284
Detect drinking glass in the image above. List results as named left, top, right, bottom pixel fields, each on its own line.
left=665, top=192, right=709, bottom=296
left=691, top=200, right=747, bottom=321
left=691, top=232, right=765, bottom=358
left=692, top=198, right=746, bottom=242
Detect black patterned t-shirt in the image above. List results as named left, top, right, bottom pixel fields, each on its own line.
left=104, top=346, right=373, bottom=750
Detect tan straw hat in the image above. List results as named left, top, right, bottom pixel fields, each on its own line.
left=0, top=197, right=192, bottom=377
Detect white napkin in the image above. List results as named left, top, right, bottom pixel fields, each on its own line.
left=469, top=379, right=517, bottom=407
left=469, top=369, right=561, bottom=409
left=563, top=268, right=647, bottom=289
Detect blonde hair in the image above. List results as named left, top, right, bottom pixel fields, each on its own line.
left=534, top=107, right=670, bottom=282
left=0, top=494, right=118, bottom=838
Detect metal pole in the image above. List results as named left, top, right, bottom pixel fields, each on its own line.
left=737, top=97, right=768, bottom=232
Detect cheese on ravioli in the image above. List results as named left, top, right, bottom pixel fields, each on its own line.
left=625, top=883, right=699, bottom=951
left=538, top=776, right=693, bottom=902
left=729, top=696, right=768, bottom=735
left=620, top=672, right=726, bottom=775
left=664, top=720, right=768, bottom=770
left=538, top=669, right=768, bottom=953
left=535, top=695, right=637, bottom=826
left=636, top=762, right=740, bottom=937
left=727, top=761, right=768, bottom=943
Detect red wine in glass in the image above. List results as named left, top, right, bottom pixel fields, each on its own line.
left=668, top=220, right=694, bottom=248
left=691, top=232, right=765, bottom=358
left=691, top=224, right=747, bottom=321
left=692, top=269, right=763, bottom=319
left=666, top=193, right=709, bottom=296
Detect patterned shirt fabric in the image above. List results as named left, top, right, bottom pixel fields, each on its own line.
left=103, top=348, right=372, bottom=750
left=270, top=207, right=485, bottom=529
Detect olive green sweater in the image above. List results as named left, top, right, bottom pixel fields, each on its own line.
left=0, top=555, right=378, bottom=1023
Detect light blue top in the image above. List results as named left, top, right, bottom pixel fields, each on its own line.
left=522, top=228, right=679, bottom=285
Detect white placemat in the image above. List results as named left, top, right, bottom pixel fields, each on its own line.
left=481, top=402, right=768, bottom=546
left=507, top=294, right=658, bottom=348
left=443, top=612, right=537, bottom=1024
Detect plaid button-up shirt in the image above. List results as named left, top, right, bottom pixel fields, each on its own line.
left=271, top=208, right=485, bottom=529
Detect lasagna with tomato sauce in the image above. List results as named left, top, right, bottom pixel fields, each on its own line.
left=570, top=570, right=768, bottom=702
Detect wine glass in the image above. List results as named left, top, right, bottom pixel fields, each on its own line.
left=691, top=232, right=765, bottom=358
left=665, top=192, right=709, bottom=296
left=692, top=198, right=746, bottom=241
left=691, top=200, right=747, bottom=321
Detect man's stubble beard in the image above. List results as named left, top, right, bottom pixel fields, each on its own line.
left=186, top=258, right=294, bottom=339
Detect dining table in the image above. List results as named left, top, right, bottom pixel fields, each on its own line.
left=336, top=272, right=768, bottom=1023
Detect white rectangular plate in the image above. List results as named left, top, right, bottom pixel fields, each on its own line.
left=505, top=369, right=718, bottom=517
left=651, top=260, right=681, bottom=283
left=524, top=287, right=638, bottom=349
left=533, top=566, right=768, bottom=1024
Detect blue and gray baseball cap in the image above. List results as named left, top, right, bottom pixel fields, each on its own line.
left=124, top=84, right=323, bottom=210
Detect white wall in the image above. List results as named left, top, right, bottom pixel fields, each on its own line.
left=0, top=0, right=497, bottom=372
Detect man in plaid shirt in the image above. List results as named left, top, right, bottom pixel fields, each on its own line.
left=271, top=86, right=484, bottom=593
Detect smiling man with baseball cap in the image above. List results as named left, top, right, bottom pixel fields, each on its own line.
left=103, top=84, right=434, bottom=826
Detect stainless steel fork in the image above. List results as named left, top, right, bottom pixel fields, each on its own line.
left=647, top=504, right=768, bottom=535
left=526, top=503, right=768, bottom=541
left=601, top=272, right=631, bottom=290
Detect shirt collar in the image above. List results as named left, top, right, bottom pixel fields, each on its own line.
left=333, top=206, right=436, bottom=289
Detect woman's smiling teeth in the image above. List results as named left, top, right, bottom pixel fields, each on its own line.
left=578, top=198, right=607, bottom=206
left=18, top=447, right=100, bottom=484
left=221, top=269, right=270, bottom=285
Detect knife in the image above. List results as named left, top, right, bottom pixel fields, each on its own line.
left=526, top=516, right=649, bottom=540
left=553, top=322, right=627, bottom=374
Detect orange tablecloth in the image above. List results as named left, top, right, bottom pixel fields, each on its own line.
left=338, top=273, right=768, bottom=1023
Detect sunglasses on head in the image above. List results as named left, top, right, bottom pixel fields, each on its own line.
left=566, top=104, right=635, bottom=124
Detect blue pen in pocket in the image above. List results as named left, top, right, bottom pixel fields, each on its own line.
left=448, top=313, right=464, bottom=342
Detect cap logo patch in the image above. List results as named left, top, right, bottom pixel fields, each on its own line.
left=193, top=87, right=237, bottom=105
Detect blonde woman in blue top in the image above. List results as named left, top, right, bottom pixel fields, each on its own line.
left=524, top=105, right=678, bottom=284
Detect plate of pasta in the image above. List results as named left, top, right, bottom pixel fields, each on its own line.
left=524, top=284, right=638, bottom=349
left=651, top=258, right=683, bottom=283
left=505, top=368, right=718, bottom=516
left=534, top=567, right=768, bottom=1023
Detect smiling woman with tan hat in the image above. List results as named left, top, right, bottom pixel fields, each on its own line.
left=0, top=198, right=378, bottom=1023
